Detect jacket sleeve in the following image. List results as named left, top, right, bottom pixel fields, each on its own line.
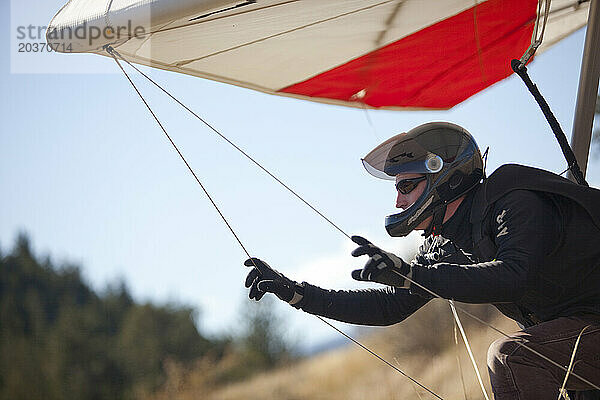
left=293, top=284, right=430, bottom=326
left=410, top=190, right=562, bottom=303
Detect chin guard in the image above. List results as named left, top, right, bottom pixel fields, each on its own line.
left=363, top=122, right=484, bottom=238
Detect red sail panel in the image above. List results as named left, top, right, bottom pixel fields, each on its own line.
left=280, top=0, right=537, bottom=109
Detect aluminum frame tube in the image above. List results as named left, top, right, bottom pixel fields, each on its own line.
left=568, top=0, right=600, bottom=181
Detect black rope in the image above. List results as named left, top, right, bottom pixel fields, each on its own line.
left=511, top=59, right=588, bottom=186
left=105, top=46, right=444, bottom=400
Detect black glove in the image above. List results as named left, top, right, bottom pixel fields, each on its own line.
left=244, top=258, right=304, bottom=305
left=350, top=235, right=411, bottom=287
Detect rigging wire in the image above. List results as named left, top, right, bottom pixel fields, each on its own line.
left=362, top=104, right=380, bottom=141
left=319, top=317, right=443, bottom=399
left=106, top=46, right=444, bottom=400
left=107, top=46, right=351, bottom=240
left=105, top=46, right=600, bottom=393
left=394, top=357, right=426, bottom=400
left=518, top=0, right=551, bottom=67
left=452, top=318, right=469, bottom=400
left=398, top=225, right=600, bottom=390
left=558, top=326, right=590, bottom=400
left=107, top=48, right=253, bottom=260
left=350, top=89, right=380, bottom=142
left=449, top=301, right=491, bottom=400
left=391, top=268, right=600, bottom=390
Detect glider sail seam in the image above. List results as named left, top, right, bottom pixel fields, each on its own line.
left=48, top=0, right=590, bottom=110
left=106, top=46, right=445, bottom=400
left=106, top=45, right=600, bottom=393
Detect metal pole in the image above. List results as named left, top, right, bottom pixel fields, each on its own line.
left=568, top=0, right=600, bottom=182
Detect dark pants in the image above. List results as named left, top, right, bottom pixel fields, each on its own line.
left=487, top=315, right=600, bottom=400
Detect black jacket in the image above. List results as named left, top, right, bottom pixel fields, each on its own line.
left=295, top=164, right=600, bottom=328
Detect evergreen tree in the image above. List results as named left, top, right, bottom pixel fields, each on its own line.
left=237, top=297, right=296, bottom=370
left=0, top=233, right=217, bottom=400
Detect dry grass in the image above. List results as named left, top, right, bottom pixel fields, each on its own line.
left=150, top=302, right=519, bottom=400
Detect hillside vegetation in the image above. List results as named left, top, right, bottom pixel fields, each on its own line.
left=151, top=300, right=518, bottom=399
left=1, top=234, right=519, bottom=399
left=0, top=235, right=293, bottom=400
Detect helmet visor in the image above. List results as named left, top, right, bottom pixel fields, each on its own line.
left=361, top=132, right=445, bottom=180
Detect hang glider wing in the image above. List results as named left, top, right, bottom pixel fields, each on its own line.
left=47, top=0, right=589, bottom=109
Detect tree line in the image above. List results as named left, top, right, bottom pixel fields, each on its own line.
left=0, top=234, right=293, bottom=400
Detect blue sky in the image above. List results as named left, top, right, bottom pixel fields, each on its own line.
left=2, top=0, right=598, bottom=347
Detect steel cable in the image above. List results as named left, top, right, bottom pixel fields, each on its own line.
left=106, top=45, right=600, bottom=393
left=107, top=47, right=444, bottom=400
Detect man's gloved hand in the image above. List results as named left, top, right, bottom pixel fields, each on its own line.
left=350, top=235, right=411, bottom=287
left=244, top=258, right=304, bottom=305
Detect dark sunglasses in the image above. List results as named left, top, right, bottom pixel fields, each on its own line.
left=395, top=176, right=426, bottom=194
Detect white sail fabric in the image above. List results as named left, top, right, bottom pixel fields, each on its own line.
left=47, top=0, right=590, bottom=109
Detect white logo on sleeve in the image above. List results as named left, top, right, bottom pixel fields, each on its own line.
left=496, top=209, right=508, bottom=237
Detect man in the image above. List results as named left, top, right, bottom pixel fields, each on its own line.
left=244, top=122, right=600, bottom=399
